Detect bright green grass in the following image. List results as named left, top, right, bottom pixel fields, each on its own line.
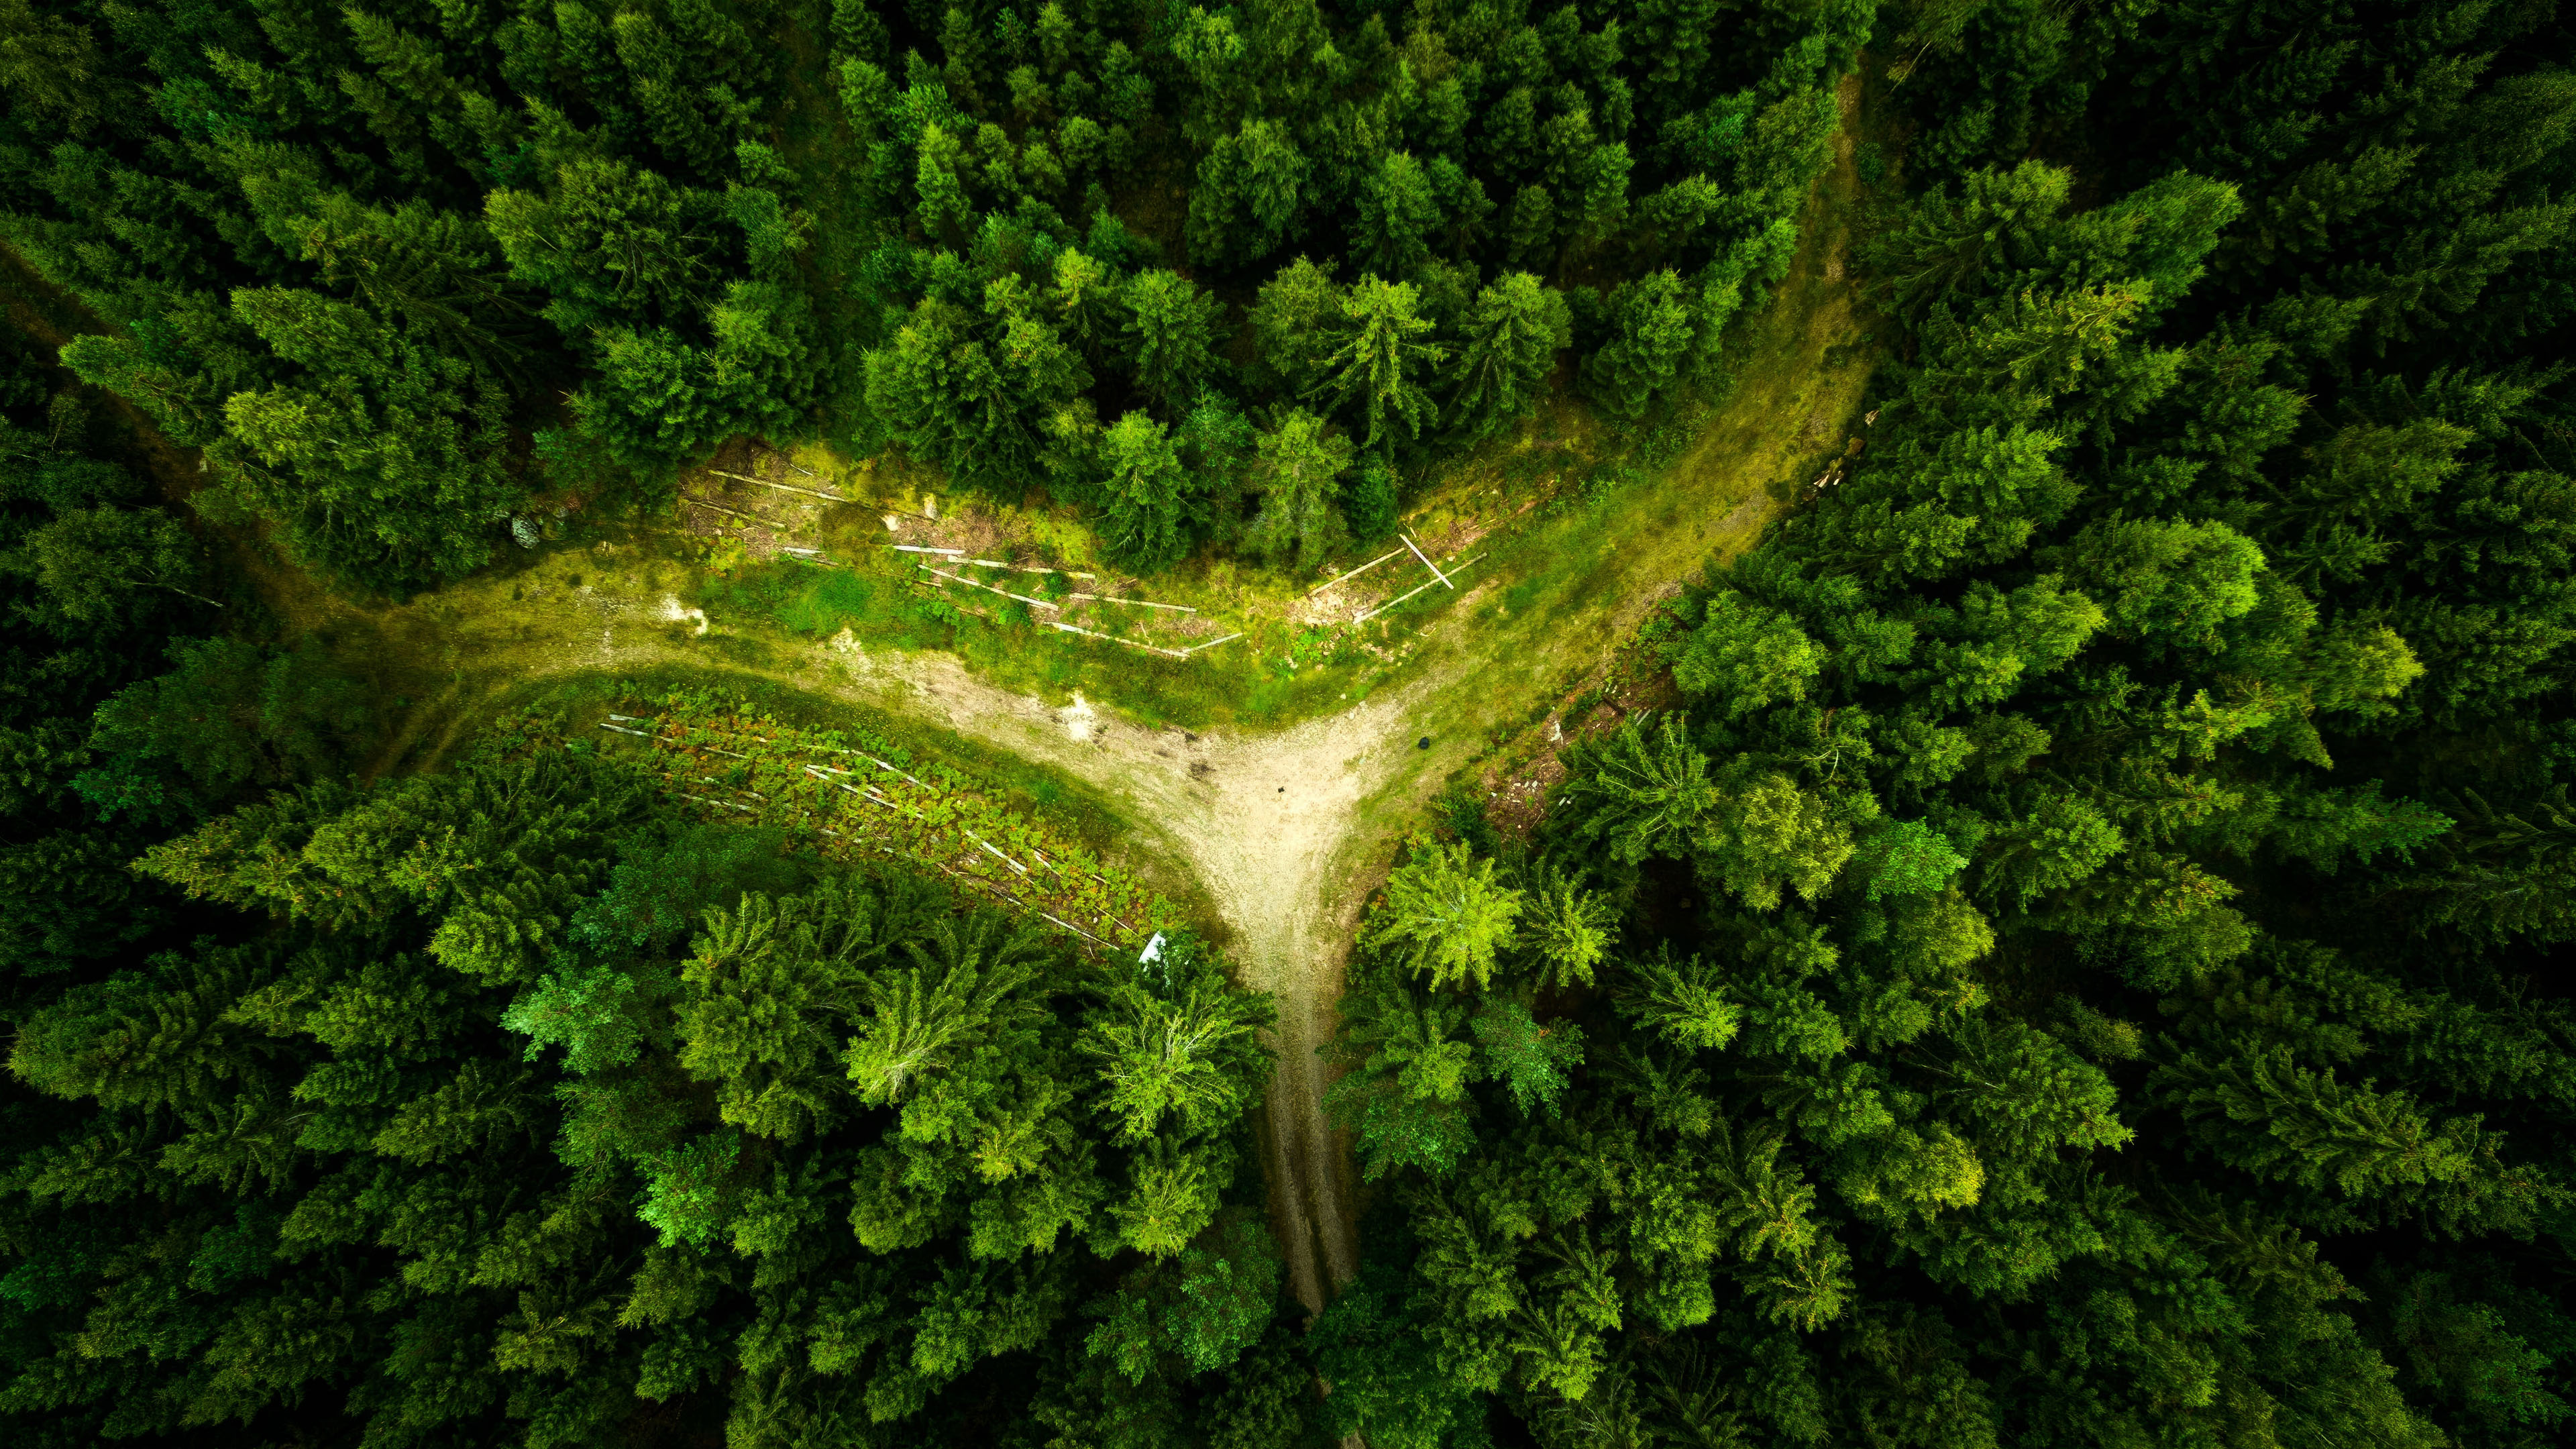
left=226, top=72, right=1875, bottom=790
left=482, top=664, right=1227, bottom=937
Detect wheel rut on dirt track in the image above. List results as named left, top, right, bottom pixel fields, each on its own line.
left=853, top=647, right=1436, bottom=1312
left=380, top=69, right=1867, bottom=1316
left=595, top=631, right=1448, bottom=1311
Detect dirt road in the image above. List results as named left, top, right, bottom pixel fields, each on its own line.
left=573, top=624, right=1462, bottom=1310
left=845, top=649, right=1491, bottom=1309
left=299, top=72, right=1872, bottom=1314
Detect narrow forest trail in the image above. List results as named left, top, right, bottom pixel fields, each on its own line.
left=633, top=635, right=1446, bottom=1311
left=279, top=73, right=1874, bottom=1318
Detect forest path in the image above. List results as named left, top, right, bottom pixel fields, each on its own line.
left=600, top=625, right=1446, bottom=1311
left=295, top=72, right=1874, bottom=1318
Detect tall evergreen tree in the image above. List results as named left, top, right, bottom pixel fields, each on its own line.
left=1316, top=276, right=1445, bottom=451
left=1241, top=408, right=1356, bottom=570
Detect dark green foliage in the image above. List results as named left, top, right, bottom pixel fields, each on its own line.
left=1241, top=409, right=1356, bottom=570
left=2, top=726, right=1283, bottom=1447
left=1097, top=411, right=1199, bottom=571
left=1087, top=1211, right=1283, bottom=1382
left=1308, top=1244, right=1491, bottom=1448
left=15, top=4, right=2576, bottom=1446
left=1444, top=272, right=1572, bottom=444
left=7, top=505, right=215, bottom=621
left=1580, top=269, right=1699, bottom=419
left=3, top=0, right=1860, bottom=585
left=0, top=329, right=290, bottom=982
left=3, top=0, right=830, bottom=588
left=1343, top=456, right=1401, bottom=541
left=1122, top=269, right=1226, bottom=415
left=82, top=638, right=366, bottom=814
left=1328, top=5, right=2576, bottom=1439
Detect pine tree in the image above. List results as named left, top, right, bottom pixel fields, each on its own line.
left=1240, top=409, right=1354, bottom=570
left=1352, top=151, right=1440, bottom=280
left=1444, top=272, right=1571, bottom=443
left=1580, top=270, right=1699, bottom=419
left=1248, top=256, right=1344, bottom=396
left=9, top=506, right=220, bottom=620
left=1095, top=411, right=1199, bottom=572
left=1365, top=842, right=1524, bottom=990
left=1122, top=269, right=1225, bottom=415
left=1556, top=712, right=1719, bottom=864
left=1314, top=276, right=1444, bottom=449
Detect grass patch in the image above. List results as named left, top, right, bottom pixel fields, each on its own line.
left=494, top=667, right=1128, bottom=856
left=687, top=541, right=1371, bottom=732
left=556, top=686, right=1174, bottom=951
left=765, top=567, right=885, bottom=639
left=1316, top=83, right=1883, bottom=842
left=474, top=665, right=1226, bottom=942
left=218, top=64, right=1878, bottom=877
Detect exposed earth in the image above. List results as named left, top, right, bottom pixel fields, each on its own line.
left=274, top=72, right=1874, bottom=1315
left=426, top=580, right=1542, bottom=1311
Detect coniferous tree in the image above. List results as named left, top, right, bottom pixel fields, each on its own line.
left=1316, top=276, right=1445, bottom=451
left=3, top=715, right=1295, bottom=1447
left=1097, top=411, right=1199, bottom=572
left=1241, top=409, right=1355, bottom=570
left=1324, top=21, right=2576, bottom=1429
left=1444, top=272, right=1572, bottom=444
left=1123, top=270, right=1226, bottom=415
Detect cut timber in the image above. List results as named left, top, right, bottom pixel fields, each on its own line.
left=1068, top=593, right=1196, bottom=613
left=918, top=564, right=1062, bottom=611
left=680, top=495, right=780, bottom=526
left=807, top=753, right=932, bottom=790
left=1305, top=546, right=1407, bottom=595
left=959, top=557, right=1100, bottom=580
left=973, top=836, right=1030, bottom=874
left=1050, top=621, right=1190, bottom=659
left=1399, top=531, right=1454, bottom=589
left=1354, top=575, right=1441, bottom=625
left=1036, top=909, right=1120, bottom=949
left=888, top=543, right=965, bottom=555
left=704, top=468, right=850, bottom=504
left=1353, top=553, right=1485, bottom=624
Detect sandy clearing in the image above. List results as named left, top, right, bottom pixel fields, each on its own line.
left=578, top=625, right=1444, bottom=1309
left=317, top=66, right=1871, bottom=1322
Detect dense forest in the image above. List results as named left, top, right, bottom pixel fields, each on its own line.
left=7, top=0, right=2576, bottom=1447
left=1322, top=3, right=2576, bottom=1448
left=0, top=0, right=1858, bottom=586
left=4, top=717, right=1303, bottom=1446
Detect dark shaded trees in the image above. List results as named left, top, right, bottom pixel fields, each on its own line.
left=1322, top=9, right=2576, bottom=1427
left=1, top=722, right=1298, bottom=1447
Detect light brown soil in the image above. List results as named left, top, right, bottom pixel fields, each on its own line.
left=581, top=622, right=1449, bottom=1309
left=225, top=63, right=1878, bottom=1322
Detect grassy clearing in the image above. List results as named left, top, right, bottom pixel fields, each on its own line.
left=482, top=666, right=1230, bottom=940
left=629, top=248, right=1869, bottom=737
left=497, top=668, right=1128, bottom=849
left=559, top=688, right=1176, bottom=952
left=652, top=83, right=1878, bottom=734
left=1313, top=70, right=1883, bottom=851
left=222, top=172, right=1870, bottom=877
left=208, top=67, right=1876, bottom=832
